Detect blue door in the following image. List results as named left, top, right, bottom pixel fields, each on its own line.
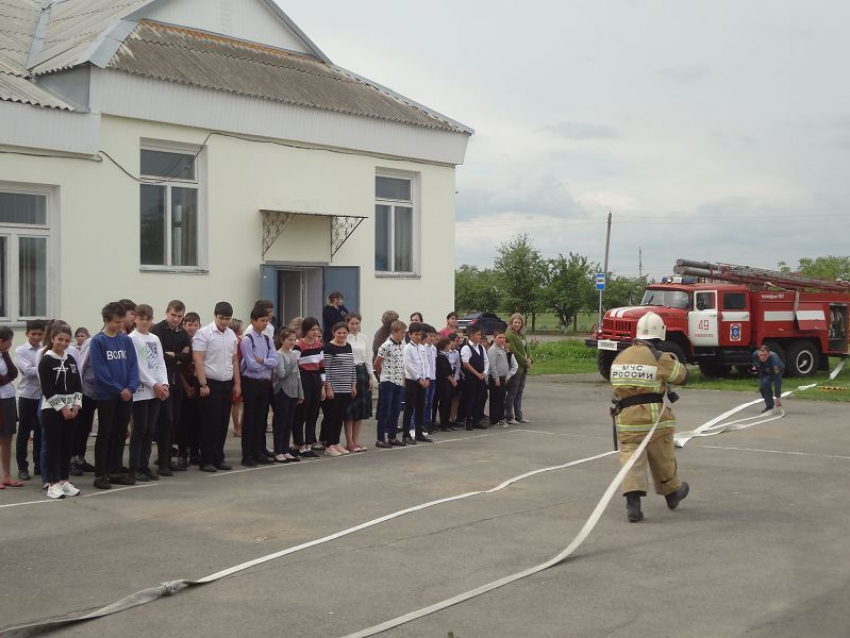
left=323, top=266, right=360, bottom=313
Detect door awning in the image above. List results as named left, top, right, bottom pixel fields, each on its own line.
left=260, top=210, right=367, bottom=260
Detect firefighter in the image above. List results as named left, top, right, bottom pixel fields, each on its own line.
left=610, top=312, right=690, bottom=522
left=752, top=344, right=784, bottom=412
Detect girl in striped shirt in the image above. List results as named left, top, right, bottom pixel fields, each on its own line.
left=323, top=322, right=357, bottom=457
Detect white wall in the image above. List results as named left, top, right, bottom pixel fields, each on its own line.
left=136, top=0, right=314, bottom=55
left=0, top=114, right=457, bottom=336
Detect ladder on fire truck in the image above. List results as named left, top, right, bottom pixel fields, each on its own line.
left=673, top=259, right=850, bottom=293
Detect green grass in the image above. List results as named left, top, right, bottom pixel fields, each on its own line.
left=527, top=312, right=598, bottom=335
left=527, top=339, right=598, bottom=375
left=526, top=341, right=850, bottom=402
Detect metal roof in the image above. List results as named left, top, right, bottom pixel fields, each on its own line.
left=28, top=0, right=152, bottom=75
left=0, top=0, right=42, bottom=76
left=107, top=21, right=468, bottom=134
left=0, top=72, right=75, bottom=109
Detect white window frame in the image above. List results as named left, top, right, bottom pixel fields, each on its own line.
left=0, top=182, right=58, bottom=323
left=374, top=169, right=420, bottom=277
left=139, top=139, right=208, bottom=273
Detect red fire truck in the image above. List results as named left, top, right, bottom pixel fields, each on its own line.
left=586, top=259, right=850, bottom=379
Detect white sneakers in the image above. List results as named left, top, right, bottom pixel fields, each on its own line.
left=62, top=481, right=81, bottom=497
left=46, top=484, right=65, bottom=499
left=46, top=482, right=81, bottom=499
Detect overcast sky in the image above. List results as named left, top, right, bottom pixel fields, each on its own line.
left=282, top=1, right=849, bottom=280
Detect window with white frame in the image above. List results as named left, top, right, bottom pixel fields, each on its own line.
left=140, top=147, right=200, bottom=267
left=0, top=188, right=52, bottom=320
left=375, top=175, right=414, bottom=273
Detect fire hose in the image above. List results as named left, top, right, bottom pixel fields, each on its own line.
left=1, top=356, right=846, bottom=638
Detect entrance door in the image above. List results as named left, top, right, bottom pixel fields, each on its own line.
left=324, top=266, right=360, bottom=313
left=277, top=267, right=324, bottom=325
left=688, top=290, right=719, bottom=347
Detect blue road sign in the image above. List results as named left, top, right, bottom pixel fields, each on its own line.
left=595, top=272, right=606, bottom=291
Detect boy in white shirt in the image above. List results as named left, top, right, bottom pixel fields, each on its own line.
left=14, top=320, right=45, bottom=481
left=128, top=304, right=169, bottom=481
left=401, top=322, right=432, bottom=444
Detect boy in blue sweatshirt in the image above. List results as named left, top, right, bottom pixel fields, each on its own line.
left=90, top=301, right=139, bottom=489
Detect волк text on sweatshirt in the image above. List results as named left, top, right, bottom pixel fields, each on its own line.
left=89, top=331, right=139, bottom=400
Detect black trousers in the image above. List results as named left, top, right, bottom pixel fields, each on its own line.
left=294, top=372, right=322, bottom=446
left=402, top=380, right=425, bottom=438
left=156, top=383, right=183, bottom=467
left=198, top=379, right=233, bottom=466
left=178, top=391, right=200, bottom=459
left=322, top=393, right=351, bottom=446
left=272, top=391, right=298, bottom=454
left=95, top=399, right=133, bottom=477
left=241, top=377, right=271, bottom=460
left=73, top=395, right=96, bottom=458
left=42, top=409, right=74, bottom=483
left=463, top=376, right=486, bottom=426
left=489, top=377, right=507, bottom=424
left=437, top=382, right=452, bottom=428
left=15, top=397, right=40, bottom=473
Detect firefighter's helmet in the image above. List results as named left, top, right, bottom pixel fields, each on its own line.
left=636, top=312, right=666, bottom=341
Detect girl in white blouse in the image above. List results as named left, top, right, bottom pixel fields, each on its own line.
left=344, top=313, right=378, bottom=452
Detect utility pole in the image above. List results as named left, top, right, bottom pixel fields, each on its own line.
left=639, top=247, right=643, bottom=280
left=598, top=211, right=612, bottom=327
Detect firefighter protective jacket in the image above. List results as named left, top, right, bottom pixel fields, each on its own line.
left=610, top=340, right=688, bottom=432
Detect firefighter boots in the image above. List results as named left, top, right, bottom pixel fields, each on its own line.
left=625, top=492, right=644, bottom=522
left=665, top=481, right=690, bottom=510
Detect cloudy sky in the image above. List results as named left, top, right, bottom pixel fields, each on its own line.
left=282, top=1, right=849, bottom=280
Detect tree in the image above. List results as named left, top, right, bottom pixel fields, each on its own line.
left=454, top=265, right=501, bottom=313
left=542, top=253, right=596, bottom=332
left=603, top=274, right=648, bottom=311
left=493, top=234, right=545, bottom=319
left=778, top=256, right=850, bottom=282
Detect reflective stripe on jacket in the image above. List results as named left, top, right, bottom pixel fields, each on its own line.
left=611, top=340, right=687, bottom=432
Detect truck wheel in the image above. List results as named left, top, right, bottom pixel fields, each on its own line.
left=598, top=351, right=617, bottom=381
left=785, top=340, right=819, bottom=377
left=698, top=361, right=732, bottom=379
left=657, top=341, right=686, bottom=363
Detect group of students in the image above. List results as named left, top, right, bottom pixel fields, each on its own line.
left=0, top=297, right=533, bottom=499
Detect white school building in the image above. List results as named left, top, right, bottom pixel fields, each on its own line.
left=0, top=0, right=472, bottom=333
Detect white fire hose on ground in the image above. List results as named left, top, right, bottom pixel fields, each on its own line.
left=1, top=356, right=845, bottom=638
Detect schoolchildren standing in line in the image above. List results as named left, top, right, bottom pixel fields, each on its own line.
left=487, top=331, right=510, bottom=427
left=177, top=312, right=201, bottom=465
left=239, top=305, right=278, bottom=467
left=345, top=312, right=376, bottom=453
left=0, top=327, right=20, bottom=489
left=322, top=322, right=357, bottom=457
left=374, top=320, right=407, bottom=448
left=14, top=320, right=44, bottom=481
left=447, top=333, right=463, bottom=427
left=229, top=318, right=244, bottom=438
left=90, top=302, right=139, bottom=489
left=272, top=328, right=303, bottom=463
left=129, top=304, right=169, bottom=481
left=402, top=322, right=432, bottom=444
left=435, top=338, right=457, bottom=432
left=422, top=325, right=438, bottom=434
left=292, top=317, right=325, bottom=458
left=151, top=300, right=192, bottom=472
left=461, top=325, right=489, bottom=431
left=193, top=302, right=241, bottom=472
left=38, top=323, right=82, bottom=499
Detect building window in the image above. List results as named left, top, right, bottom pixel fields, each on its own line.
left=375, top=175, right=414, bottom=273
left=140, top=147, right=200, bottom=267
left=0, top=189, right=52, bottom=320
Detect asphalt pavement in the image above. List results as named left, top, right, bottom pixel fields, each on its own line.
left=1, top=376, right=848, bottom=638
